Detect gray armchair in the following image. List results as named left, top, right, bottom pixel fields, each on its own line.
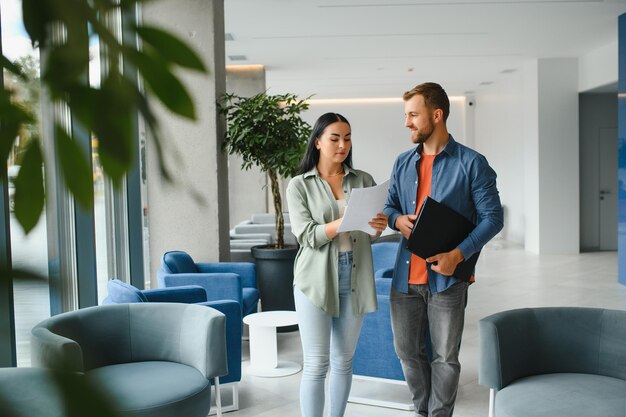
left=479, top=307, right=626, bottom=417
left=30, top=303, right=228, bottom=417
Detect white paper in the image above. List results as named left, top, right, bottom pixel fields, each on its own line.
left=337, top=179, right=390, bottom=234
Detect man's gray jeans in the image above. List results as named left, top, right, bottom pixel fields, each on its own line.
left=390, top=281, right=468, bottom=417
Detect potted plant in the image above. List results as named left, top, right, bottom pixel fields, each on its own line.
left=219, top=92, right=311, bottom=313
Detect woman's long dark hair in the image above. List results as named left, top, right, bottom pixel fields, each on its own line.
left=297, top=112, right=353, bottom=175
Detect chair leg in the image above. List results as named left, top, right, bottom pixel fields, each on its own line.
left=231, top=383, right=239, bottom=411
left=208, top=382, right=239, bottom=415
left=489, top=388, right=496, bottom=417
left=214, top=377, right=222, bottom=417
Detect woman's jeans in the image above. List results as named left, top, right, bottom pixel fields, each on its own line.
left=294, top=252, right=364, bottom=417
left=390, top=281, right=468, bottom=417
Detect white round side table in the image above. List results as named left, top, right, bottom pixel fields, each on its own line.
left=243, top=310, right=301, bottom=377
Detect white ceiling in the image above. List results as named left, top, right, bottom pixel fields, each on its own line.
left=224, top=0, right=626, bottom=98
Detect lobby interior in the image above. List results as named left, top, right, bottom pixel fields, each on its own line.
left=2, top=0, right=626, bottom=416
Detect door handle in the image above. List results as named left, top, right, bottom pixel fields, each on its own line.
left=599, top=190, right=612, bottom=195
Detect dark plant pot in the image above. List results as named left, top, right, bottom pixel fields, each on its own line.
left=251, top=244, right=298, bottom=332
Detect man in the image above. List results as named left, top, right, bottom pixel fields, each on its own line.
left=383, top=82, right=503, bottom=417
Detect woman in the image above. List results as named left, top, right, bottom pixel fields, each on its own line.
left=286, top=113, right=388, bottom=417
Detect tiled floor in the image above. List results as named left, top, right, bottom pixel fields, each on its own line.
left=226, top=240, right=626, bottom=417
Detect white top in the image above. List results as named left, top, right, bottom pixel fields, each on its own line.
left=336, top=199, right=353, bottom=252
left=243, top=310, right=298, bottom=327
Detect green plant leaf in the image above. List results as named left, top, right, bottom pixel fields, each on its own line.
left=127, top=49, right=196, bottom=119
left=21, top=0, right=52, bottom=47
left=14, top=139, right=45, bottom=234
left=92, top=74, right=135, bottom=185
left=218, top=91, right=312, bottom=247
left=43, top=45, right=90, bottom=97
left=91, top=0, right=119, bottom=11
left=53, top=369, right=122, bottom=417
left=0, top=92, right=34, bottom=163
left=136, top=26, right=206, bottom=71
left=118, top=0, right=159, bottom=9
left=55, top=125, right=94, bottom=210
left=135, top=92, right=173, bottom=183
left=67, top=86, right=99, bottom=130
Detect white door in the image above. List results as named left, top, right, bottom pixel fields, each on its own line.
left=599, top=127, right=618, bottom=250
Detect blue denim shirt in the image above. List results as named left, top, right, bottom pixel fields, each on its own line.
left=383, top=136, right=504, bottom=294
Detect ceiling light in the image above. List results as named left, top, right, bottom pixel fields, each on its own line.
left=226, top=64, right=265, bottom=72
left=479, top=81, right=493, bottom=86
left=500, top=68, right=516, bottom=74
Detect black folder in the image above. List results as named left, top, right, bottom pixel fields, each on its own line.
left=406, top=196, right=480, bottom=282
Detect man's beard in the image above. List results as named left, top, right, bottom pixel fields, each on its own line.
left=411, top=123, right=434, bottom=144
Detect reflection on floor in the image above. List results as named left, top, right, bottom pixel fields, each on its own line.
left=14, top=241, right=626, bottom=416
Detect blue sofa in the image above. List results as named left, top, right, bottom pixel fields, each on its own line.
left=480, top=307, right=626, bottom=417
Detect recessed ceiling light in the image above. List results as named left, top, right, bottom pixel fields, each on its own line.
left=464, top=90, right=475, bottom=95
left=225, top=33, right=235, bottom=41
left=479, top=81, right=493, bottom=86
left=228, top=55, right=247, bottom=61
left=500, top=68, right=516, bottom=74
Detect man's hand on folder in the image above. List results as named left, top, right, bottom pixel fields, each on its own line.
left=395, top=214, right=418, bottom=240
left=426, top=248, right=464, bottom=277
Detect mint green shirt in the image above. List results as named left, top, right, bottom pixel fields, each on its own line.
left=286, top=165, right=378, bottom=317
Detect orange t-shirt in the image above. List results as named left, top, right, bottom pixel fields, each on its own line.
left=409, top=153, right=435, bottom=285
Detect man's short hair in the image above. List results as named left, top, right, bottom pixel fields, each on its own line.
left=403, top=82, right=450, bottom=122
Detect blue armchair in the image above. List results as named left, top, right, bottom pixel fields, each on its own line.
left=31, top=303, right=226, bottom=417
left=158, top=250, right=259, bottom=317
left=103, top=279, right=242, bottom=414
left=480, top=307, right=626, bottom=417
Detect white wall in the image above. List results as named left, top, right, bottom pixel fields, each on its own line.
left=304, top=98, right=468, bottom=184
left=256, top=44, right=615, bottom=255
left=225, top=66, right=268, bottom=227
left=579, top=41, right=618, bottom=93
left=537, top=58, right=580, bottom=254
left=475, top=71, right=526, bottom=244
left=477, top=58, right=580, bottom=253
left=523, top=61, right=541, bottom=253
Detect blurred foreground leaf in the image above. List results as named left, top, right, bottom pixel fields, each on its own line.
left=13, top=140, right=44, bottom=234
left=55, top=125, right=94, bottom=209
left=2, top=0, right=208, bottom=233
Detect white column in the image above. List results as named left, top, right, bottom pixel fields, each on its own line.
left=144, top=0, right=230, bottom=281
left=524, top=58, right=580, bottom=254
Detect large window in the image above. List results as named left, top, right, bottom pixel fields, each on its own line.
left=1, top=0, right=50, bottom=366
left=0, top=0, right=147, bottom=366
